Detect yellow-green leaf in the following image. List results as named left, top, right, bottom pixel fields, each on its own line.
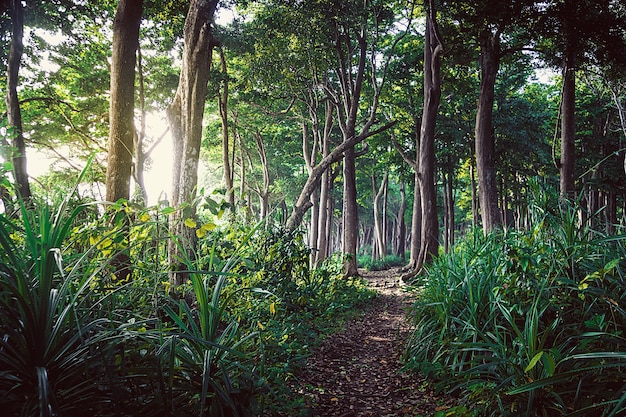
left=525, top=351, right=544, bottom=373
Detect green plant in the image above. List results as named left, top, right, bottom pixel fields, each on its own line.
left=358, top=253, right=407, bottom=271
left=405, top=189, right=626, bottom=417
left=0, top=187, right=113, bottom=415
left=155, top=224, right=264, bottom=417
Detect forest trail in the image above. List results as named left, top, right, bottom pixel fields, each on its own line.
left=292, top=269, right=455, bottom=416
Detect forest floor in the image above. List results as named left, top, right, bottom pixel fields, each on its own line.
left=290, top=269, right=459, bottom=416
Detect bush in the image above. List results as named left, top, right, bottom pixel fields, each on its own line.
left=358, top=253, right=407, bottom=271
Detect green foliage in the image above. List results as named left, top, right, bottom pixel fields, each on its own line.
left=0, top=188, right=376, bottom=416
left=0, top=191, right=113, bottom=415
left=358, top=253, right=407, bottom=271
left=405, top=184, right=626, bottom=416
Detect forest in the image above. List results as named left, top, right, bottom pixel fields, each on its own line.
left=1, top=0, right=626, bottom=416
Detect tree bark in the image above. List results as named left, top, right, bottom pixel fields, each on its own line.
left=475, top=28, right=502, bottom=233
left=470, top=160, right=478, bottom=227
left=395, top=182, right=407, bottom=260
left=372, top=171, right=388, bottom=260
left=254, top=129, right=270, bottom=220
left=315, top=102, right=334, bottom=266
left=5, top=0, right=32, bottom=204
left=106, top=0, right=143, bottom=203
left=302, top=122, right=320, bottom=261
left=218, top=47, right=235, bottom=208
left=284, top=120, right=394, bottom=229
left=167, top=0, right=219, bottom=286
left=416, top=3, right=443, bottom=271
left=342, top=145, right=359, bottom=276
left=560, top=44, right=576, bottom=197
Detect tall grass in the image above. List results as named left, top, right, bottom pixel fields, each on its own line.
left=405, top=186, right=626, bottom=416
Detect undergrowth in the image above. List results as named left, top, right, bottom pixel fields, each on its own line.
left=405, top=183, right=626, bottom=417
left=0, top=187, right=376, bottom=416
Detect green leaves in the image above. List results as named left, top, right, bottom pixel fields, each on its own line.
left=405, top=194, right=626, bottom=416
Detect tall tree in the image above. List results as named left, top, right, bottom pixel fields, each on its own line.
left=539, top=0, right=626, bottom=197
left=415, top=0, right=443, bottom=271
left=105, top=0, right=143, bottom=202
left=167, top=0, right=219, bottom=286
left=443, top=0, right=537, bottom=233
left=217, top=46, right=235, bottom=208
left=4, top=0, right=31, bottom=203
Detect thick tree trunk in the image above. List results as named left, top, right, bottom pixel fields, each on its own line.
left=106, top=0, right=143, bottom=203
left=167, top=0, right=219, bottom=286
left=342, top=145, right=359, bottom=276
left=5, top=0, right=32, bottom=203
left=560, top=45, right=576, bottom=197
left=416, top=4, right=443, bottom=271
left=475, top=28, right=502, bottom=233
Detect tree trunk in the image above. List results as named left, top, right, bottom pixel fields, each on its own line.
left=470, top=160, right=479, bottom=227
left=285, top=122, right=394, bottom=229
left=395, top=182, right=406, bottom=260
left=5, top=0, right=32, bottom=204
left=442, top=169, right=454, bottom=253
left=218, top=47, right=235, bottom=209
left=416, top=3, right=443, bottom=271
left=342, top=145, right=359, bottom=276
left=475, top=28, right=502, bottom=233
left=254, top=129, right=270, bottom=220
left=134, top=44, right=148, bottom=205
left=315, top=102, right=334, bottom=266
left=106, top=0, right=143, bottom=203
left=302, top=121, right=321, bottom=261
left=167, top=0, right=219, bottom=286
left=372, top=172, right=388, bottom=260
left=560, top=44, right=576, bottom=197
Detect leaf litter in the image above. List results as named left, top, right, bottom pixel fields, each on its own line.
left=288, top=269, right=459, bottom=416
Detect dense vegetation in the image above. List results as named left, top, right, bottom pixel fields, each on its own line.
left=406, top=181, right=626, bottom=416
left=0, top=179, right=375, bottom=415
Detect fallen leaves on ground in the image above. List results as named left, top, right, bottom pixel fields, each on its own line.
left=289, top=269, right=459, bottom=417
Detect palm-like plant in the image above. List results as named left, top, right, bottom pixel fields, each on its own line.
left=155, top=225, right=262, bottom=417
left=405, top=193, right=626, bottom=416
left=0, top=194, right=113, bottom=416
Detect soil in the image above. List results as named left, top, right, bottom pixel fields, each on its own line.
left=291, top=268, right=458, bottom=416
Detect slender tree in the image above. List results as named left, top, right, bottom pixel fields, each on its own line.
left=4, top=0, right=31, bottom=204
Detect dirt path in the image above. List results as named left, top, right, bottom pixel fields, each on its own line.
left=292, top=269, right=454, bottom=416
